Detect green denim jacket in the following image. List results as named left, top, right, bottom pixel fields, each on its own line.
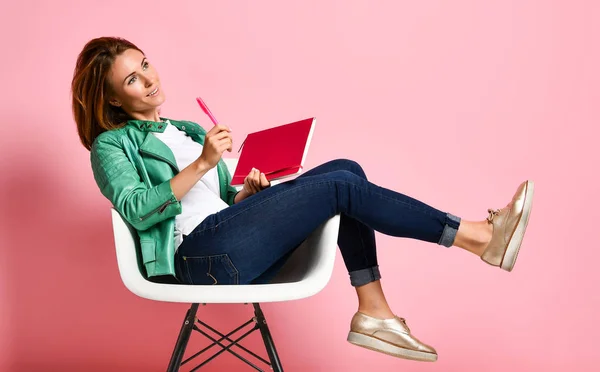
left=90, top=117, right=238, bottom=278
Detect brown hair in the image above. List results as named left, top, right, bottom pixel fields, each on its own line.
left=71, top=37, right=145, bottom=151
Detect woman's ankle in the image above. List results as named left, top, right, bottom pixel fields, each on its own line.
left=357, top=307, right=396, bottom=320
left=453, top=220, right=492, bottom=256
left=355, top=280, right=396, bottom=319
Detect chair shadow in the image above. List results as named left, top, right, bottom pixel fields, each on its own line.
left=1, top=147, right=249, bottom=371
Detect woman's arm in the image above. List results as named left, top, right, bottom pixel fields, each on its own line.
left=232, top=169, right=271, bottom=204
left=91, top=133, right=183, bottom=231
left=234, top=189, right=249, bottom=204
left=170, top=158, right=211, bottom=201
left=91, top=124, right=234, bottom=230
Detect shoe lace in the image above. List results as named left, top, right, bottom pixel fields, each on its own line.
left=397, top=317, right=410, bottom=331
left=487, top=208, right=500, bottom=223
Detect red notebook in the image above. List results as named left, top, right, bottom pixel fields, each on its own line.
left=231, top=117, right=316, bottom=186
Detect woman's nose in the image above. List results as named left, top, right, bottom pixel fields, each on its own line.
left=144, top=72, right=157, bottom=87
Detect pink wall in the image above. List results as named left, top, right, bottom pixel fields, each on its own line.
left=1, top=0, right=598, bottom=371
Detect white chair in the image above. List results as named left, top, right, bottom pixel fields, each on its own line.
left=110, top=158, right=341, bottom=371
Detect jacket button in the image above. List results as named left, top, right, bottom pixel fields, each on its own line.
left=182, top=126, right=186, bottom=130
left=158, top=125, right=163, bottom=129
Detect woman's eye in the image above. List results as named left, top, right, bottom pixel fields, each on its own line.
left=127, top=62, right=148, bottom=84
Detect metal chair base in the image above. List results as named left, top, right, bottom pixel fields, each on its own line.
left=166, top=303, right=283, bottom=372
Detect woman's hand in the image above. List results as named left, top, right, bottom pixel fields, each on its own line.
left=197, top=124, right=233, bottom=169
left=242, top=168, right=271, bottom=196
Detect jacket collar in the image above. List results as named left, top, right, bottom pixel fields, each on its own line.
left=129, top=117, right=205, bottom=173
left=126, top=117, right=202, bottom=137
left=126, top=117, right=169, bottom=132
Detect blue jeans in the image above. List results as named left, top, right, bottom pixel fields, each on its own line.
left=174, top=159, right=461, bottom=287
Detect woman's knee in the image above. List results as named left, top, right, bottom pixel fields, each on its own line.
left=332, top=158, right=367, bottom=179
left=327, top=169, right=365, bottom=185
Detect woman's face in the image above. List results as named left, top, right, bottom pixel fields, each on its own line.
left=108, top=48, right=165, bottom=119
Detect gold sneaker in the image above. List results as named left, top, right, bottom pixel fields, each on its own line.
left=347, top=312, right=437, bottom=362
left=481, top=180, right=535, bottom=271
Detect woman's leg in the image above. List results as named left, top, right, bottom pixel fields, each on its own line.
left=176, top=158, right=466, bottom=288
left=296, top=160, right=379, bottom=285
left=291, top=159, right=395, bottom=318
left=248, top=159, right=379, bottom=285
left=291, top=159, right=491, bottom=318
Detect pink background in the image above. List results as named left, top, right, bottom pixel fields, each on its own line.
left=1, top=0, right=598, bottom=371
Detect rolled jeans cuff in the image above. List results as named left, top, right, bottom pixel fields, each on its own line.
left=349, top=266, right=381, bottom=287
left=438, top=212, right=461, bottom=248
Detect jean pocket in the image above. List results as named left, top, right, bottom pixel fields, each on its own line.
left=182, top=254, right=239, bottom=285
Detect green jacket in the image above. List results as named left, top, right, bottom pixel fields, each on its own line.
left=90, top=117, right=238, bottom=278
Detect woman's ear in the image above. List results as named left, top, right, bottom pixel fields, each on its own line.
left=108, top=98, right=122, bottom=107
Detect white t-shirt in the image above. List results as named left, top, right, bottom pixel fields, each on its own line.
left=152, top=120, right=229, bottom=248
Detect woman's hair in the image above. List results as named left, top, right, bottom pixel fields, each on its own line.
left=71, top=37, right=145, bottom=151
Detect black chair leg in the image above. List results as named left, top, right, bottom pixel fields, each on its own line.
left=166, top=303, right=283, bottom=371
left=253, top=303, right=283, bottom=372
left=167, top=303, right=199, bottom=372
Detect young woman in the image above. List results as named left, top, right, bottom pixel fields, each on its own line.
left=72, top=37, right=534, bottom=363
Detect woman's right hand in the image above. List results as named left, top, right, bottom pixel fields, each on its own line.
left=197, top=124, right=233, bottom=169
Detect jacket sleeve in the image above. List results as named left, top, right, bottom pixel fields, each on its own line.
left=217, top=156, right=240, bottom=205
left=90, top=133, right=182, bottom=231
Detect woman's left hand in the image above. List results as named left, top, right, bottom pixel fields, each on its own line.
left=242, top=168, right=271, bottom=196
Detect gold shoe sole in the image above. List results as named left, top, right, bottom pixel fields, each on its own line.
left=501, top=180, right=535, bottom=272
left=347, top=332, right=438, bottom=362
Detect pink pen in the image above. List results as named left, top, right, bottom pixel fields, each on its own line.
left=196, top=96, right=219, bottom=125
